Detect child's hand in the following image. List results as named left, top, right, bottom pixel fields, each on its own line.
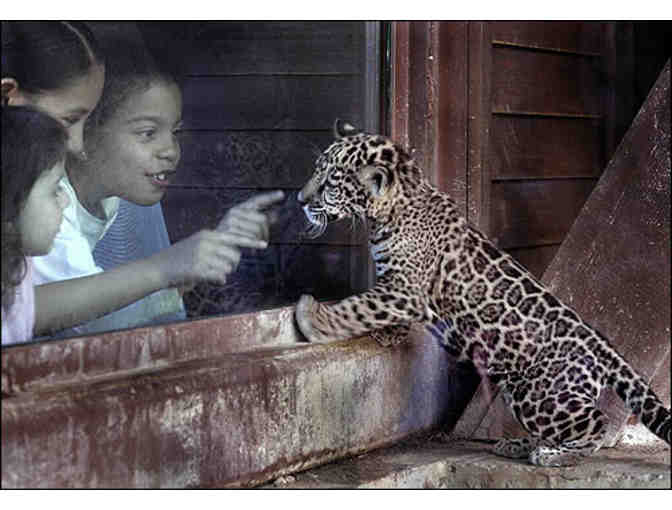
left=154, top=191, right=284, bottom=287
left=155, top=229, right=267, bottom=287
left=217, top=190, right=285, bottom=245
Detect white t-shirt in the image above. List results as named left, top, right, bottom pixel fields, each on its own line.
left=1, top=259, right=36, bottom=346
left=32, top=175, right=185, bottom=336
left=33, top=175, right=119, bottom=283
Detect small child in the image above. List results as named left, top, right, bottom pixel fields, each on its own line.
left=32, top=37, right=283, bottom=336
left=1, top=106, right=70, bottom=345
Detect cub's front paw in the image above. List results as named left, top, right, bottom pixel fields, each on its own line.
left=295, top=294, right=322, bottom=343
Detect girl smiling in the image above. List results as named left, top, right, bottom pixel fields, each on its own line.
left=32, top=36, right=283, bottom=335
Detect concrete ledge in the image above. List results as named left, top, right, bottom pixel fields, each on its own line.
left=2, top=310, right=478, bottom=488
left=266, top=437, right=671, bottom=489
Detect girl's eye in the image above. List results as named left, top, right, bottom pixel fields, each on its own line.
left=137, top=129, right=156, bottom=139
left=61, top=116, right=79, bottom=127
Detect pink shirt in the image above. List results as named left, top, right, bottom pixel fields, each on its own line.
left=1, top=258, right=36, bottom=346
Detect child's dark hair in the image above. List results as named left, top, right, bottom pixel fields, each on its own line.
left=1, top=106, right=67, bottom=310
left=85, top=36, right=177, bottom=137
left=1, top=21, right=103, bottom=98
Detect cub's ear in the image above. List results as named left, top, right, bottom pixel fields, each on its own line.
left=333, top=119, right=361, bottom=139
left=360, top=165, right=391, bottom=198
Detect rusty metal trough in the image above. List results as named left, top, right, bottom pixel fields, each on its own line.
left=2, top=309, right=475, bottom=488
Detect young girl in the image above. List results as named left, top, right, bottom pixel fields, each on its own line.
left=3, top=22, right=283, bottom=338
left=30, top=32, right=284, bottom=336
left=1, top=21, right=105, bottom=155
left=1, top=107, right=70, bottom=344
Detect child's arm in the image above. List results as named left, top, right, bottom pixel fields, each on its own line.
left=33, top=229, right=266, bottom=336
left=34, top=256, right=164, bottom=335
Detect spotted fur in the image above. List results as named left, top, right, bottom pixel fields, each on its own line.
left=295, top=120, right=671, bottom=467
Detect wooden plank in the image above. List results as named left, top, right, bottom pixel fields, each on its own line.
left=137, top=21, right=364, bottom=75
left=182, top=75, right=364, bottom=130
left=490, top=179, right=597, bottom=249
left=505, top=244, right=560, bottom=279
left=603, top=22, right=637, bottom=163
left=492, top=47, right=602, bottom=116
left=176, top=130, right=334, bottom=189
left=389, top=22, right=411, bottom=146
left=407, top=21, right=432, bottom=172
left=490, top=116, right=602, bottom=179
left=467, top=21, right=493, bottom=233
left=490, top=21, right=603, bottom=55
left=435, top=21, right=469, bottom=216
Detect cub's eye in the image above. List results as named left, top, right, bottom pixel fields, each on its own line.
left=327, top=172, right=343, bottom=184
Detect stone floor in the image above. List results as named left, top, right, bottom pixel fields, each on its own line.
left=264, top=435, right=671, bottom=489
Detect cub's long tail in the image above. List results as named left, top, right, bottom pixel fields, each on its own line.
left=606, top=350, right=670, bottom=444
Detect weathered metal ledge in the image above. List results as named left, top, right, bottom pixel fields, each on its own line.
left=1, top=307, right=476, bottom=488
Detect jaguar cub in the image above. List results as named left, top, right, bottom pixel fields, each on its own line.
left=295, top=120, right=671, bottom=467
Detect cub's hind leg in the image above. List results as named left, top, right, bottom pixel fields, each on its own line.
left=493, top=437, right=540, bottom=459
left=495, top=404, right=607, bottom=467
left=495, top=374, right=608, bottom=467
left=491, top=377, right=541, bottom=460
left=528, top=406, right=608, bottom=467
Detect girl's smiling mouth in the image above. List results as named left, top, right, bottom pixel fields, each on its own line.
left=148, top=171, right=176, bottom=187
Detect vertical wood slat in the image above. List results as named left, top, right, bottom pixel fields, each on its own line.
left=467, top=21, right=493, bottom=234
left=602, top=22, right=637, bottom=164
left=434, top=22, right=469, bottom=216
left=407, top=21, right=432, bottom=173
left=389, top=22, right=410, bottom=147
left=357, top=22, right=383, bottom=292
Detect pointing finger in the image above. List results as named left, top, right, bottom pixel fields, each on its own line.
left=217, top=231, right=268, bottom=249
left=241, top=190, right=285, bottom=210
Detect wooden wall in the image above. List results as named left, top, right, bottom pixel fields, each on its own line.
left=133, top=22, right=380, bottom=318
left=488, top=22, right=606, bottom=276
left=392, top=21, right=666, bottom=279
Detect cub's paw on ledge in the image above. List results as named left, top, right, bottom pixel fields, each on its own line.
left=294, top=294, right=324, bottom=343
